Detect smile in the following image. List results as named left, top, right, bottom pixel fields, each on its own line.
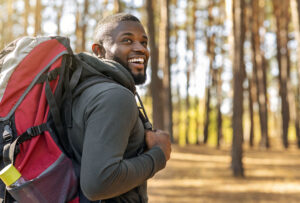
left=128, top=58, right=145, bottom=64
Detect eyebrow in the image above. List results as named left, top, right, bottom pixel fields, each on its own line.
left=120, top=32, right=148, bottom=40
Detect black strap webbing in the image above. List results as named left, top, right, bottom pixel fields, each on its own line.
left=69, top=62, right=83, bottom=91
left=136, top=93, right=153, bottom=130
left=45, top=78, right=73, bottom=157
left=36, top=67, right=61, bottom=84
left=2, top=123, right=48, bottom=166
left=2, top=144, right=11, bottom=166
left=18, top=124, right=48, bottom=145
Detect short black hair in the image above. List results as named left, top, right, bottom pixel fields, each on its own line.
left=93, top=13, right=141, bottom=44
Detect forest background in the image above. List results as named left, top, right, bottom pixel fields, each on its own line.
left=1, top=0, right=300, bottom=202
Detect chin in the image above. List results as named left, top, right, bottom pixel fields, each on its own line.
left=133, top=73, right=146, bottom=85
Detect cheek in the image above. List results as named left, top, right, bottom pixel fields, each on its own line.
left=145, top=49, right=150, bottom=59
left=112, top=46, right=127, bottom=58
left=104, top=44, right=118, bottom=59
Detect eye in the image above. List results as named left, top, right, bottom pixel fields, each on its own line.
left=122, top=38, right=132, bottom=43
left=141, top=41, right=148, bottom=47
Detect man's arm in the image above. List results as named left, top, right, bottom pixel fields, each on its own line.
left=79, top=84, right=166, bottom=201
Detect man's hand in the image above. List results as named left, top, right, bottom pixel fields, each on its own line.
left=145, top=130, right=171, bottom=161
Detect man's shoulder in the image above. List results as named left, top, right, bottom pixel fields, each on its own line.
left=85, top=81, right=134, bottom=97
left=76, top=81, right=136, bottom=107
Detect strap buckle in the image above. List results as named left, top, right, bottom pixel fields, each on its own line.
left=26, top=125, right=42, bottom=137
left=3, top=125, right=13, bottom=142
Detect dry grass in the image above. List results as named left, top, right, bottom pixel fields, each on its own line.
left=148, top=144, right=300, bottom=203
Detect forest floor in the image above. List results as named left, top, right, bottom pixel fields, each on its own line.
left=148, top=144, right=300, bottom=203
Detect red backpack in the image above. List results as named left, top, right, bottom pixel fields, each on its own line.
left=0, top=36, right=81, bottom=203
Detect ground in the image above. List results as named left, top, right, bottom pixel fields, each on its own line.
left=148, top=144, right=300, bottom=203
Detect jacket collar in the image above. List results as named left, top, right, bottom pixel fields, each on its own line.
left=77, top=52, right=136, bottom=93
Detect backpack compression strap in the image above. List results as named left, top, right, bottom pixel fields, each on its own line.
left=2, top=123, right=48, bottom=166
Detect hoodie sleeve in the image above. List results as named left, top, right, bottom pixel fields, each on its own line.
left=78, top=83, right=166, bottom=201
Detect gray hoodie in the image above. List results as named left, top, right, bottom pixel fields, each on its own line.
left=67, top=53, right=166, bottom=202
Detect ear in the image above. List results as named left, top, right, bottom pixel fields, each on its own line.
left=92, top=43, right=106, bottom=58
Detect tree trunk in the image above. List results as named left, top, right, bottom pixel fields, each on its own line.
left=160, top=0, right=173, bottom=140
left=216, top=69, right=223, bottom=148
left=203, top=76, right=211, bottom=144
left=75, top=1, right=81, bottom=53
left=203, top=40, right=214, bottom=144
left=203, top=1, right=215, bottom=144
left=190, top=0, right=201, bottom=145
left=248, top=75, right=255, bottom=147
left=34, top=0, right=42, bottom=36
left=56, top=1, right=64, bottom=35
left=231, top=0, right=245, bottom=177
left=175, top=85, right=181, bottom=144
left=81, top=0, right=89, bottom=51
left=184, top=1, right=192, bottom=145
left=114, top=0, right=122, bottom=13
left=244, top=0, right=256, bottom=147
left=74, top=0, right=89, bottom=52
left=290, top=0, right=300, bottom=148
left=195, top=96, right=201, bottom=145
left=251, top=0, right=269, bottom=148
left=7, top=0, right=13, bottom=42
left=146, top=0, right=165, bottom=131
left=24, top=0, right=30, bottom=35
left=273, top=0, right=290, bottom=148
left=185, top=65, right=190, bottom=144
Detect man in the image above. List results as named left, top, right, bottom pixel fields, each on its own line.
left=68, top=13, right=171, bottom=202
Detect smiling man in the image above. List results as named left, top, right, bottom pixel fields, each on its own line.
left=68, top=13, right=171, bottom=203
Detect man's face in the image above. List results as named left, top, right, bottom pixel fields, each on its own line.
left=97, top=21, right=150, bottom=85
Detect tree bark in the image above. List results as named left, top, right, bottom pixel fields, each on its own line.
left=251, top=0, right=269, bottom=148
left=81, top=0, right=89, bottom=51
left=56, top=1, right=64, bottom=35
left=160, top=0, right=173, bottom=140
left=146, top=0, right=165, bottom=131
left=184, top=1, right=193, bottom=144
left=216, top=68, right=223, bottom=148
left=290, top=0, right=300, bottom=148
left=231, top=0, right=245, bottom=177
left=203, top=76, right=211, bottom=144
left=176, top=84, right=181, bottom=144
left=273, top=0, right=290, bottom=148
left=216, top=0, right=226, bottom=148
left=248, top=75, right=256, bottom=147
left=114, top=0, right=122, bottom=13
left=203, top=36, right=214, bottom=144
left=24, top=0, right=30, bottom=35
left=75, top=1, right=81, bottom=52
left=34, top=0, right=42, bottom=36
left=243, top=0, right=256, bottom=147
left=185, top=63, right=190, bottom=144
left=7, top=0, right=13, bottom=42
left=203, top=1, right=215, bottom=144
left=195, top=96, right=201, bottom=145
left=190, top=0, right=201, bottom=145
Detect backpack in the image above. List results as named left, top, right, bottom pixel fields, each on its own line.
left=0, top=36, right=82, bottom=203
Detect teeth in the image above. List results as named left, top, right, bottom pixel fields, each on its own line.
left=128, top=58, right=144, bottom=63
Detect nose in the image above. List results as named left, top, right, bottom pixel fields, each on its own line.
left=132, top=42, right=148, bottom=54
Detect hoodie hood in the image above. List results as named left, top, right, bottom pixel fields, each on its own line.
left=76, top=52, right=136, bottom=93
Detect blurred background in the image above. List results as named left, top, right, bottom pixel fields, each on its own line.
left=1, top=0, right=300, bottom=202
